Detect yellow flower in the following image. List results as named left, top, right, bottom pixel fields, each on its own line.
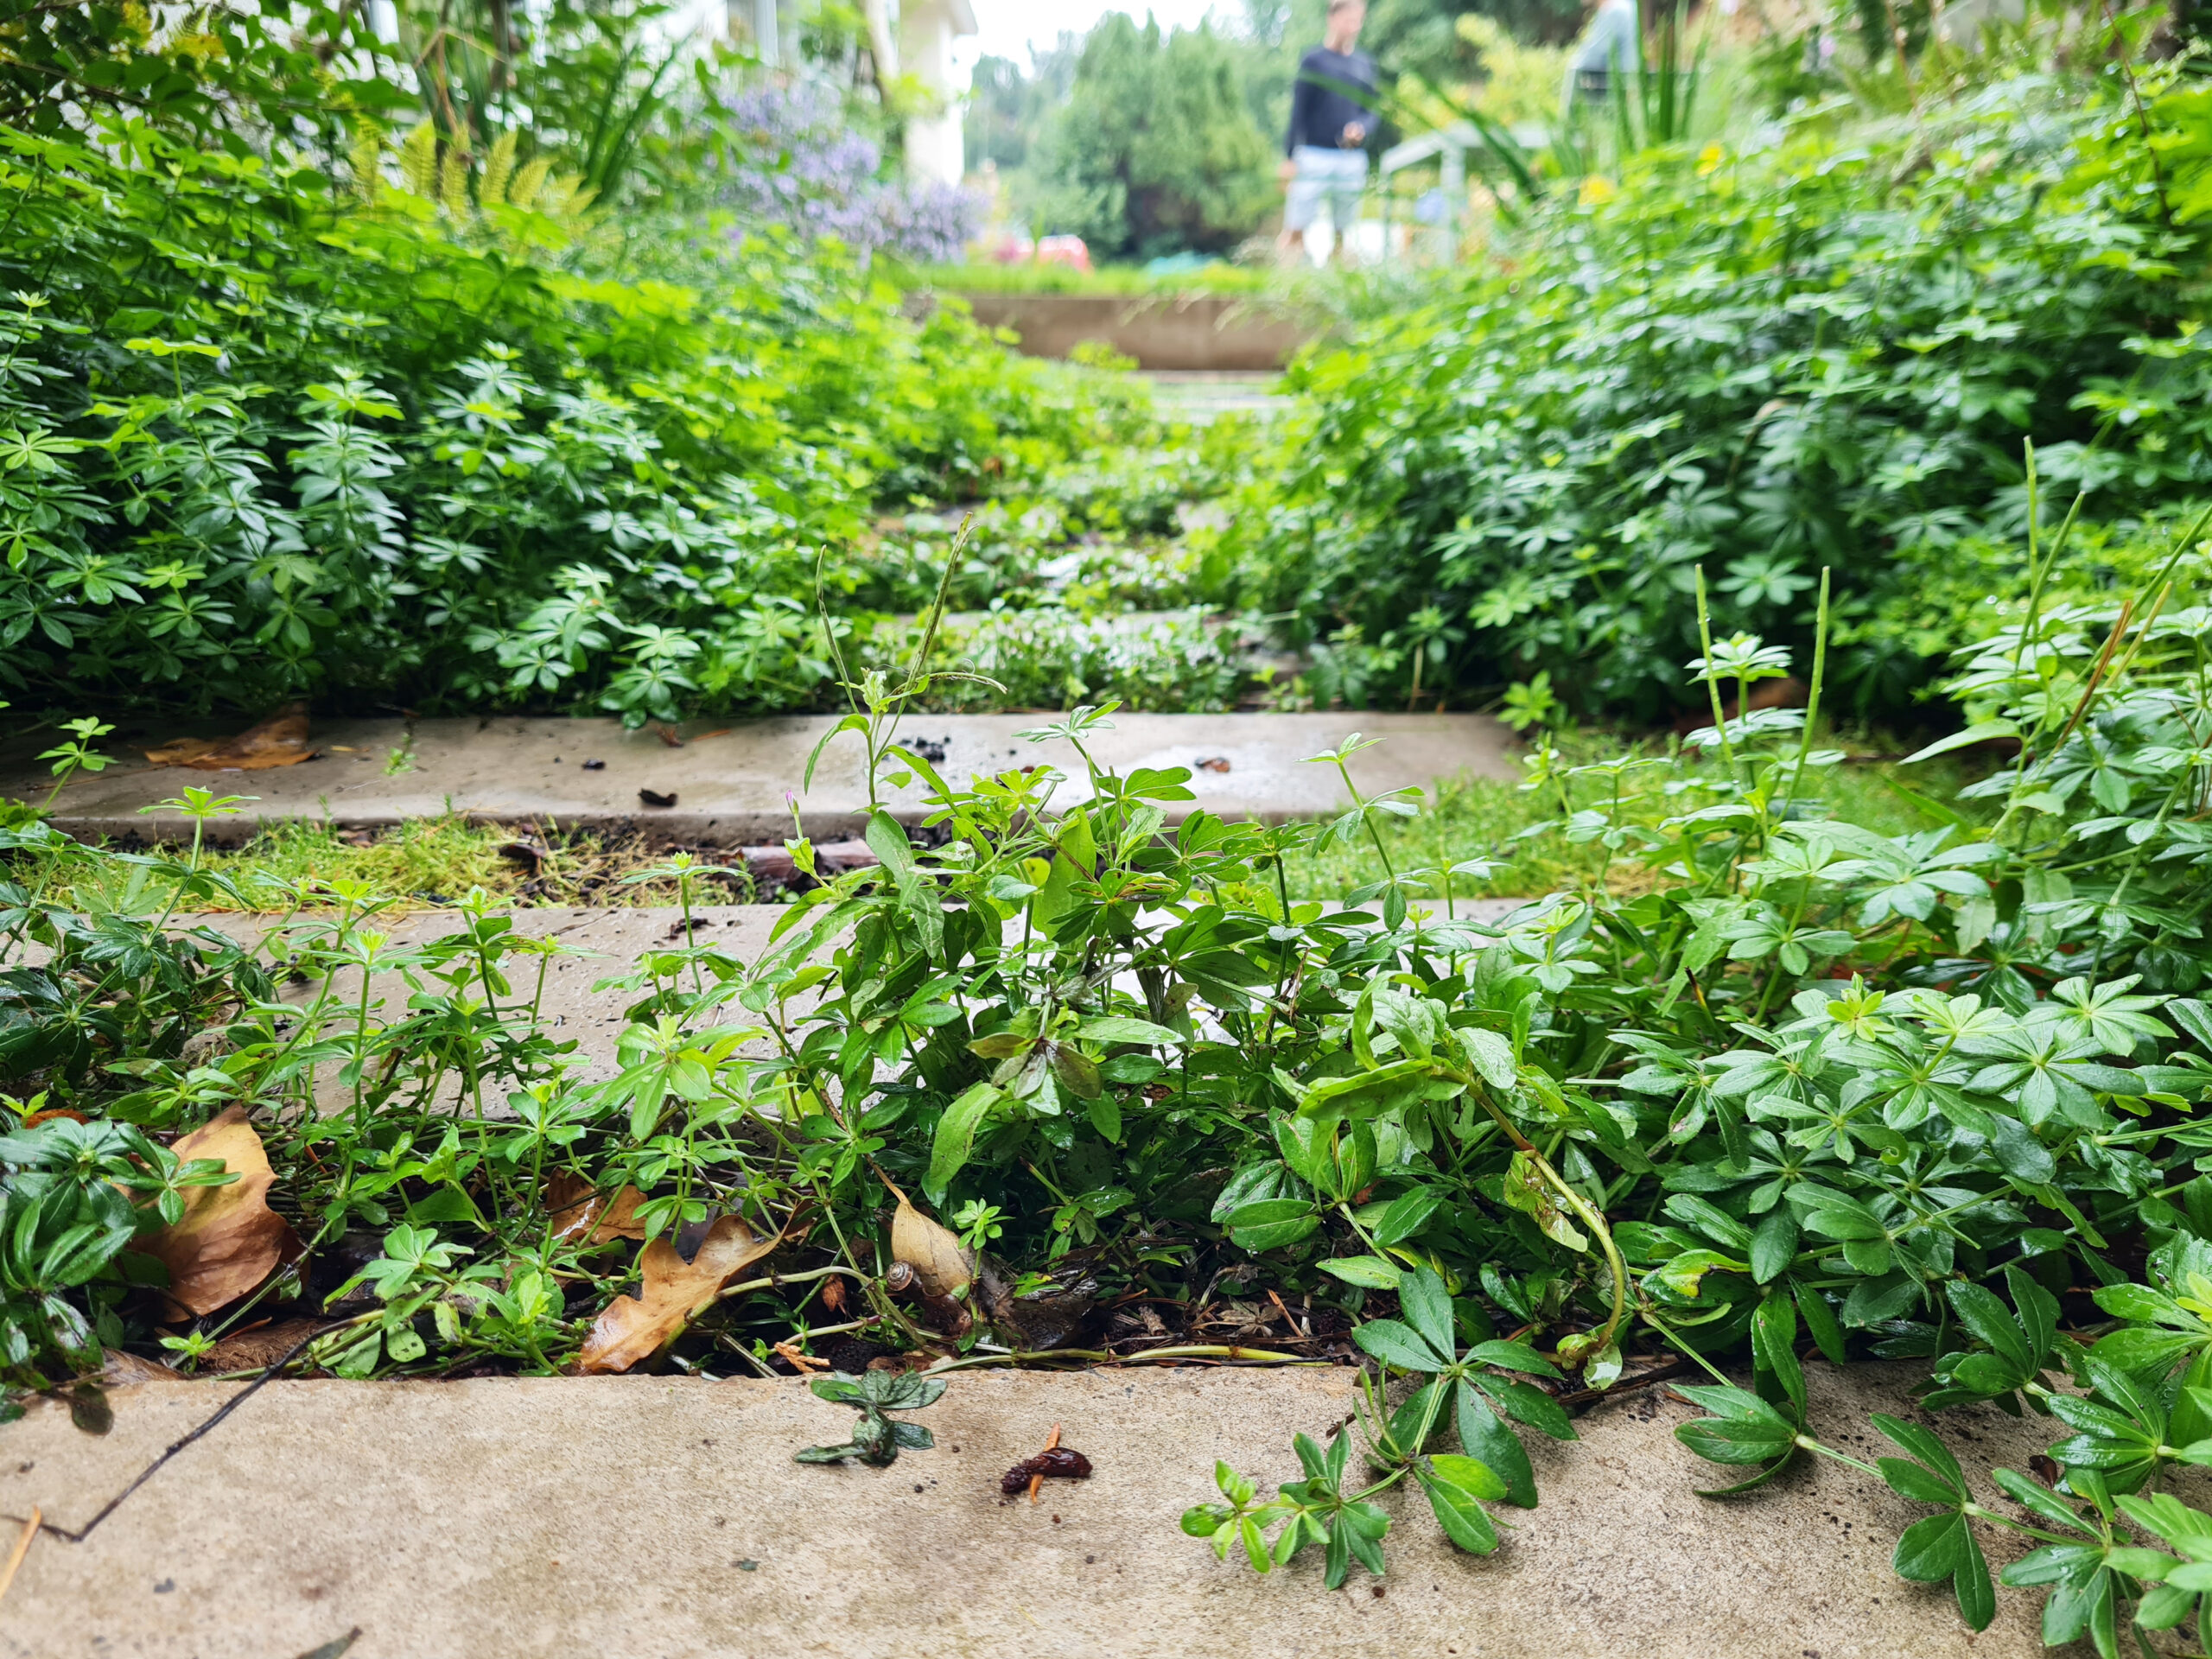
left=1578, top=175, right=1618, bottom=209
left=1697, top=143, right=1726, bottom=176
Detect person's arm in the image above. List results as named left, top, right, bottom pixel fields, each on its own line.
left=1286, top=60, right=1312, bottom=157
left=1344, top=53, right=1376, bottom=147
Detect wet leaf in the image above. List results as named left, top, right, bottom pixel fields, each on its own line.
left=145, top=702, right=315, bottom=770
left=1318, top=1255, right=1402, bottom=1290
left=199, top=1318, right=322, bottom=1374
left=142, top=1106, right=303, bottom=1319
left=68, top=1381, right=111, bottom=1434
left=887, top=1182, right=972, bottom=1301
left=543, top=1176, right=649, bottom=1244
left=1501, top=1151, right=1587, bottom=1252
left=1049, top=1044, right=1103, bottom=1100
left=576, top=1214, right=778, bottom=1374
left=1419, top=1454, right=1504, bottom=1554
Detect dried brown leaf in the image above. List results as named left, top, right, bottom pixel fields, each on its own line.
left=99, top=1350, right=181, bottom=1386
left=200, top=1317, right=323, bottom=1374
left=575, top=1215, right=777, bottom=1374
left=142, top=1106, right=304, bottom=1319
left=543, top=1176, right=649, bottom=1245
left=146, top=702, right=315, bottom=771
left=887, top=1183, right=972, bottom=1301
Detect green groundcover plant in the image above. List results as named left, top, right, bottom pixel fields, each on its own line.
left=0, top=9, right=1159, bottom=729
left=5, top=479, right=2212, bottom=1647
left=1234, top=66, right=2212, bottom=726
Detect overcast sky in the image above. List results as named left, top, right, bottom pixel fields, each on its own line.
left=967, top=1, right=1232, bottom=67
left=665, top=1, right=1242, bottom=79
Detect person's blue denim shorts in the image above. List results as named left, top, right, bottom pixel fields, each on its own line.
left=1285, top=144, right=1367, bottom=232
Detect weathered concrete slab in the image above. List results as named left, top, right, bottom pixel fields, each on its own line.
left=955, top=291, right=1317, bottom=370
left=3, top=1363, right=2057, bottom=1658
left=239, top=905, right=798, bottom=1088
left=8, top=903, right=1534, bottom=1096
left=1143, top=371, right=1289, bottom=423
left=3, top=713, right=1516, bottom=848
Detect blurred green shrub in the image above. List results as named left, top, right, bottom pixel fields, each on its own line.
left=1233, top=73, right=2212, bottom=721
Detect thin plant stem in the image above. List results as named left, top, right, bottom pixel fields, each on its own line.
left=1694, top=567, right=1736, bottom=785
left=1775, top=566, right=1831, bottom=827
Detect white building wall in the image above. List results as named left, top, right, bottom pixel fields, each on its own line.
left=899, top=0, right=974, bottom=188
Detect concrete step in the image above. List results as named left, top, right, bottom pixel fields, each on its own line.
left=950, top=291, right=1315, bottom=372
left=7, top=904, right=1535, bottom=1099
left=3, top=712, right=1516, bottom=848
left=5, top=1363, right=2046, bottom=1658
left=1142, top=371, right=1290, bottom=423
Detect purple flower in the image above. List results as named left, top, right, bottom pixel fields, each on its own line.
left=714, top=82, right=986, bottom=263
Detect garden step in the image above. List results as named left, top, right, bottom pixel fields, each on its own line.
left=3, top=712, right=1516, bottom=849
left=7, top=904, right=1535, bottom=1097
left=1142, top=370, right=1291, bottom=422
left=7, top=1363, right=2046, bottom=1658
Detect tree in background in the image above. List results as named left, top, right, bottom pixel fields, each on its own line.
left=1031, top=14, right=1276, bottom=258
left=965, top=0, right=1592, bottom=257
left=965, top=38, right=1082, bottom=174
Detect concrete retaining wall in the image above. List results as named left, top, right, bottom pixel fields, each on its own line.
left=955, top=291, right=1318, bottom=371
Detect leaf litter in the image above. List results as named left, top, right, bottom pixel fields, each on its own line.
left=141, top=1106, right=303, bottom=1319
left=143, top=702, right=317, bottom=771
left=575, top=1215, right=779, bottom=1375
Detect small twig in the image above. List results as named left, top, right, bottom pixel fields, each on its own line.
left=0, top=1507, right=37, bottom=1606
left=714, top=1263, right=864, bottom=1305
left=1555, top=1356, right=1692, bottom=1410
left=36, top=1316, right=366, bottom=1543
left=925, top=1344, right=1323, bottom=1375
left=718, top=1334, right=779, bottom=1379
left=772, top=1341, right=831, bottom=1374
left=1029, top=1421, right=1063, bottom=1504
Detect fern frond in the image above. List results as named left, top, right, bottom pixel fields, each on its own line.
left=348, top=124, right=384, bottom=206
left=480, top=130, right=518, bottom=209
left=437, top=147, right=471, bottom=217
left=398, top=122, right=438, bottom=197
left=508, top=156, right=553, bottom=211
left=535, top=172, right=582, bottom=218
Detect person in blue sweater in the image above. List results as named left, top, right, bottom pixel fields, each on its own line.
left=1277, top=0, right=1376, bottom=264
left=1563, top=0, right=1643, bottom=111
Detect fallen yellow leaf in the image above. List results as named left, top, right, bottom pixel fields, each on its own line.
left=575, top=1215, right=777, bottom=1374
left=543, top=1176, right=650, bottom=1244
left=145, top=702, right=316, bottom=771
left=887, top=1181, right=971, bottom=1300
left=143, top=1106, right=303, bottom=1319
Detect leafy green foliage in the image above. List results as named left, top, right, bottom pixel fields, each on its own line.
left=1029, top=15, right=1276, bottom=259
left=0, top=41, right=1147, bottom=726
left=1186, top=1268, right=1515, bottom=1580
left=1239, top=75, right=2212, bottom=721
left=10, top=22, right=2212, bottom=1634
left=794, top=1369, right=946, bottom=1466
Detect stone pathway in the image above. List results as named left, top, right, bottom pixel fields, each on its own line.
left=4, top=1363, right=2050, bottom=1658
left=2, top=713, right=1515, bottom=848
left=1141, top=371, right=1289, bottom=423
